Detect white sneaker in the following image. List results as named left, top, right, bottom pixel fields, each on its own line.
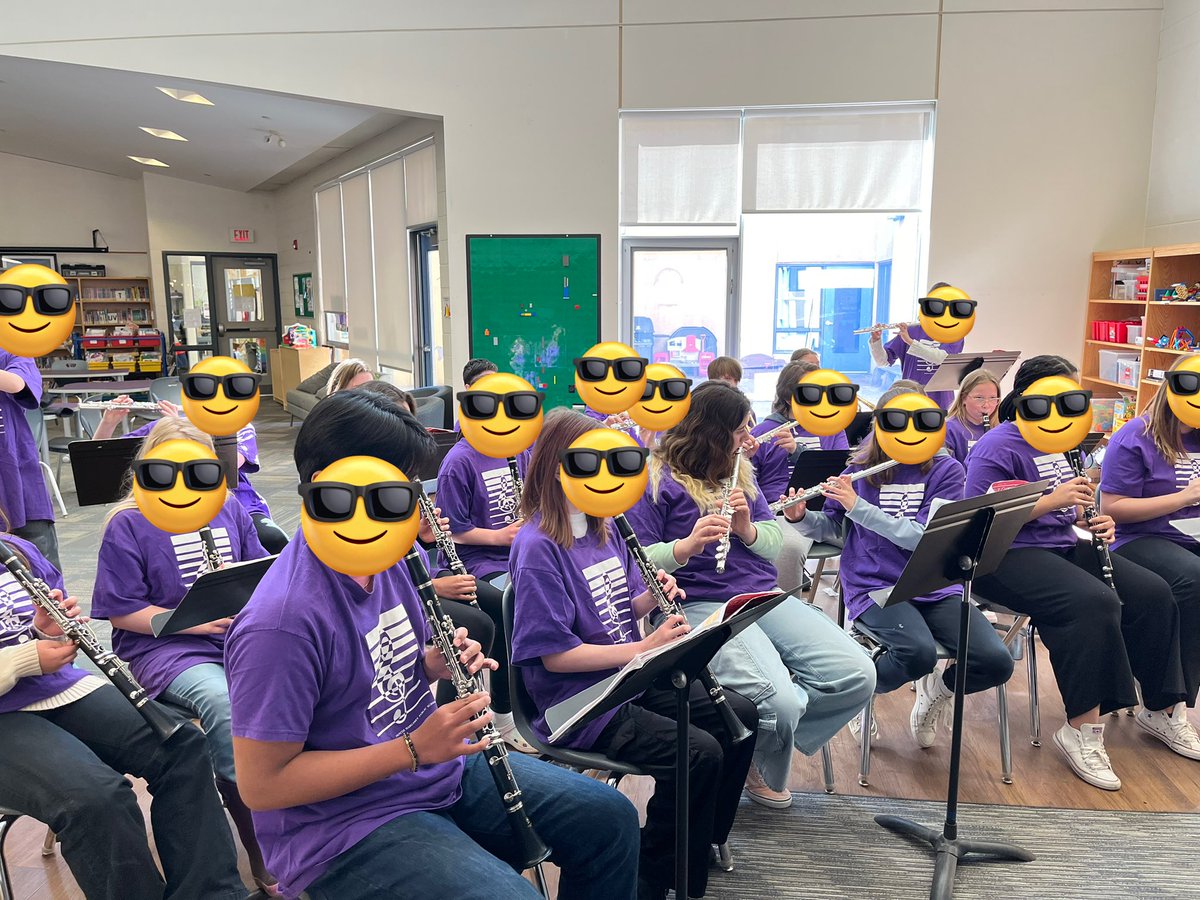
left=1135, top=707, right=1200, bottom=760
left=493, top=713, right=538, bottom=755
left=1053, top=721, right=1121, bottom=791
left=910, top=670, right=954, bottom=749
left=847, top=709, right=878, bottom=743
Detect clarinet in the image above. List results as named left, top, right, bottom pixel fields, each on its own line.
left=770, top=459, right=901, bottom=514
left=506, top=457, right=524, bottom=519
left=418, top=493, right=482, bottom=611
left=0, top=538, right=184, bottom=743
left=714, top=449, right=742, bottom=574
left=198, top=526, right=225, bottom=575
left=403, top=550, right=551, bottom=871
left=613, top=514, right=753, bottom=744
left=1066, top=449, right=1117, bottom=593
left=982, top=412, right=991, bottom=431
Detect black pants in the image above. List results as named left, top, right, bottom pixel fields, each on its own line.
left=975, top=540, right=1186, bottom=718
left=437, top=598, right=498, bottom=707
left=1116, top=536, right=1200, bottom=707
left=856, top=597, right=1014, bottom=695
left=13, top=518, right=60, bottom=572
left=250, top=512, right=290, bottom=555
left=593, top=682, right=758, bottom=897
left=477, top=573, right=511, bottom=715
left=0, top=685, right=245, bottom=899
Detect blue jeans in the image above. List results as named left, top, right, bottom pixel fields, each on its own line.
left=685, top=596, right=876, bottom=792
left=307, top=752, right=640, bottom=900
left=161, top=663, right=235, bottom=782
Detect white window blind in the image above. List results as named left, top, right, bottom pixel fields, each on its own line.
left=620, top=112, right=741, bottom=226
left=371, top=158, right=414, bottom=373
left=743, top=107, right=933, bottom=212
left=340, top=173, right=377, bottom=369
left=315, top=185, right=346, bottom=313
left=404, top=145, right=438, bottom=226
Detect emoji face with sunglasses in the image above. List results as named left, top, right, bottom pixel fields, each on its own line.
left=0, top=264, right=77, bottom=358
left=629, top=362, right=692, bottom=432
left=132, top=439, right=229, bottom=533
left=791, top=369, right=860, bottom=437
left=916, top=284, right=977, bottom=343
left=1014, top=376, right=1093, bottom=454
left=559, top=429, right=651, bottom=518
left=458, top=372, right=545, bottom=459
left=181, top=356, right=262, bottom=436
left=874, top=393, right=947, bottom=465
left=573, top=341, right=649, bottom=415
left=1166, top=356, right=1200, bottom=429
left=299, top=456, right=423, bottom=576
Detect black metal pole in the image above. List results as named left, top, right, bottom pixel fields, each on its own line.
left=672, top=669, right=690, bottom=900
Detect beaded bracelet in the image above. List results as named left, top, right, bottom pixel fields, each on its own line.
left=402, top=733, right=420, bottom=772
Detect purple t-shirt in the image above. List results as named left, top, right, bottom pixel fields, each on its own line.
left=509, top=516, right=647, bottom=749
left=125, top=421, right=270, bottom=519
left=435, top=441, right=530, bottom=579
left=945, top=418, right=988, bottom=465
left=1100, top=415, right=1200, bottom=550
left=90, top=503, right=268, bottom=696
left=0, top=534, right=86, bottom=714
left=625, top=463, right=778, bottom=600
left=750, top=418, right=850, bottom=501
left=964, top=421, right=1077, bottom=550
left=225, top=538, right=461, bottom=898
left=0, top=351, right=53, bottom=530
left=884, top=326, right=965, bottom=409
left=824, top=456, right=965, bottom=620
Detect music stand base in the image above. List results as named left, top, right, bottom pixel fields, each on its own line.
left=875, top=815, right=1034, bottom=900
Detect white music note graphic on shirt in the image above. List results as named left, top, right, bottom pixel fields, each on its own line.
left=582, top=556, right=633, bottom=643
left=878, top=484, right=925, bottom=519
left=1173, top=453, right=1200, bottom=491
left=0, top=573, right=33, bottom=646
left=169, top=528, right=232, bottom=588
left=366, top=604, right=437, bottom=738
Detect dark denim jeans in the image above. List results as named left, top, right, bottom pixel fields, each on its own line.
left=307, top=751, right=640, bottom=900
left=0, top=685, right=246, bottom=900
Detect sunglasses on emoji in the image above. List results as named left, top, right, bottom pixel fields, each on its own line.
left=793, top=382, right=860, bottom=407
left=182, top=372, right=262, bottom=402
left=1165, top=370, right=1200, bottom=396
left=641, top=377, right=692, bottom=402
left=456, top=390, right=544, bottom=420
left=298, top=480, right=420, bottom=523
left=1015, top=390, right=1091, bottom=421
left=875, top=407, right=947, bottom=433
left=0, top=283, right=75, bottom=317
left=559, top=446, right=650, bottom=479
left=918, top=297, right=977, bottom=319
left=133, top=459, right=226, bottom=492
left=574, top=356, right=648, bottom=382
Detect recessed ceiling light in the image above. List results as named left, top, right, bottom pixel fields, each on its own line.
left=140, top=126, right=188, bottom=142
left=128, top=156, right=170, bottom=167
left=156, top=87, right=214, bottom=106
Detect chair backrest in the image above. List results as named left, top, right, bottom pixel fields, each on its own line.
left=150, top=376, right=182, bottom=406
left=24, top=407, right=46, bottom=445
left=500, top=584, right=556, bottom=756
left=411, top=385, right=453, bottom=429
left=77, top=407, right=105, bottom=438
left=60, top=359, right=88, bottom=370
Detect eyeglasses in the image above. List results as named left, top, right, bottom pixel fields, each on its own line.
left=133, top=459, right=226, bottom=492
left=0, top=283, right=76, bottom=317
left=875, top=407, right=947, bottom=433
left=641, top=377, right=692, bottom=402
left=793, top=382, right=860, bottom=407
left=457, top=390, right=544, bottom=420
left=560, top=446, right=649, bottom=479
left=1015, top=390, right=1092, bottom=421
left=1166, top=370, right=1200, bottom=396
left=966, top=395, right=1000, bottom=405
left=182, top=372, right=262, bottom=401
left=918, top=297, right=977, bottom=319
left=574, top=356, right=648, bottom=382
left=297, top=480, right=420, bottom=523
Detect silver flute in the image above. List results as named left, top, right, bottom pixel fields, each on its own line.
left=769, top=459, right=901, bottom=514
left=852, top=321, right=918, bottom=335
left=0, top=538, right=184, bottom=743
left=78, top=400, right=162, bottom=411
left=714, top=449, right=742, bottom=574
left=607, top=418, right=639, bottom=433
left=755, top=419, right=797, bottom=443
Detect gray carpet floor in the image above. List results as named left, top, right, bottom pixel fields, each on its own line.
left=710, top=792, right=1194, bottom=899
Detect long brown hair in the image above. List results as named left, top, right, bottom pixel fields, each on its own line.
left=771, top=361, right=818, bottom=419
left=521, top=408, right=609, bottom=549
left=850, top=382, right=935, bottom=486
left=947, top=369, right=1001, bottom=426
left=651, top=381, right=757, bottom=510
left=1142, top=354, right=1196, bottom=462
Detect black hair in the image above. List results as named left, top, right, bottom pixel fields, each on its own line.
left=354, top=380, right=416, bottom=414
left=294, top=390, right=435, bottom=482
left=997, top=355, right=1077, bottom=422
left=463, top=357, right=498, bottom=387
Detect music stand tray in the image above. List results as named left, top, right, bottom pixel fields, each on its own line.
left=68, top=438, right=142, bottom=506
left=868, top=482, right=1047, bottom=900
left=150, top=556, right=276, bottom=636
left=924, top=350, right=1021, bottom=395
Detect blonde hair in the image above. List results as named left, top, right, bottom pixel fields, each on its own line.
left=947, top=369, right=1001, bottom=426
left=103, top=418, right=220, bottom=528
left=326, top=358, right=373, bottom=395
left=1143, top=354, right=1195, bottom=462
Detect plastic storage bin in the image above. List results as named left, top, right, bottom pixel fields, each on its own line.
left=1116, top=357, right=1141, bottom=387
left=1099, top=350, right=1138, bottom=383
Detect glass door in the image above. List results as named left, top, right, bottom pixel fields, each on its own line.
left=212, top=255, right=280, bottom=388
left=165, top=254, right=216, bottom=374
left=413, top=227, right=443, bottom=386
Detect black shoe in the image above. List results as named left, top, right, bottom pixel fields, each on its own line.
left=637, top=876, right=668, bottom=900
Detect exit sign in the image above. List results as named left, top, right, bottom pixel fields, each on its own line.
left=230, top=228, right=255, bottom=243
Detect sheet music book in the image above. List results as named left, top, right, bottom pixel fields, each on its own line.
left=545, top=588, right=795, bottom=744
left=1171, top=519, right=1200, bottom=541
left=150, top=556, right=277, bottom=636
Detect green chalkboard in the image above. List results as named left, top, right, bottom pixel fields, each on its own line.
left=467, top=235, right=600, bottom=409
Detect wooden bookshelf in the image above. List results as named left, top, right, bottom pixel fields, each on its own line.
left=1082, top=243, right=1200, bottom=419
left=69, top=275, right=162, bottom=373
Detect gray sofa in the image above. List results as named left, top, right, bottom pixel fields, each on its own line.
left=286, top=366, right=451, bottom=430
left=286, top=363, right=337, bottom=424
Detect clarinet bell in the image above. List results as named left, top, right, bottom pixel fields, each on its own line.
left=138, top=697, right=188, bottom=743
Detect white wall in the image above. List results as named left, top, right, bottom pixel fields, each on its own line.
left=1146, top=0, right=1200, bottom=245
left=0, top=1, right=1165, bottom=387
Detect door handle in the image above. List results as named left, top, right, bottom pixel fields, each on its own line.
left=216, top=323, right=227, bottom=336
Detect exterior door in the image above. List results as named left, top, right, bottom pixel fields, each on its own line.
left=413, top=227, right=442, bottom=386
left=165, top=253, right=216, bottom=373
left=212, top=255, right=280, bottom=387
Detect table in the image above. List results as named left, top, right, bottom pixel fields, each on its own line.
left=38, top=368, right=132, bottom=381
left=45, top=380, right=152, bottom=398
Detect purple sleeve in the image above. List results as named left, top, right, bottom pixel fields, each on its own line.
left=236, top=426, right=261, bottom=475
left=227, top=625, right=324, bottom=742
left=625, top=487, right=668, bottom=545
left=510, top=562, right=583, bottom=665
left=944, top=421, right=968, bottom=464
left=753, top=441, right=791, bottom=504
left=233, top=503, right=269, bottom=560
left=749, top=474, right=773, bottom=522
left=919, top=459, right=965, bottom=524
left=822, top=431, right=850, bottom=451
left=436, top=453, right=477, bottom=535
left=884, top=333, right=906, bottom=366
left=964, top=441, right=1011, bottom=498
left=125, top=421, right=155, bottom=440
left=90, top=516, right=152, bottom=618
left=1099, top=429, right=1147, bottom=497
left=1, top=353, right=42, bottom=409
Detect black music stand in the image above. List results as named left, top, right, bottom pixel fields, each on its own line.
left=924, top=350, right=1021, bottom=395
left=868, top=482, right=1047, bottom=899
left=67, top=438, right=142, bottom=506
left=150, top=556, right=276, bottom=636
left=783, top=450, right=851, bottom=513
left=545, top=591, right=788, bottom=900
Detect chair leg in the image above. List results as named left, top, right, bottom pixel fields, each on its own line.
left=39, top=461, right=68, bottom=518
left=0, top=815, right=16, bottom=900
left=806, top=558, right=827, bottom=605
left=858, top=695, right=874, bottom=787
left=715, top=842, right=735, bottom=871
left=821, top=741, right=835, bottom=794
left=996, top=683, right=1013, bottom=785
left=531, top=862, right=550, bottom=899
left=54, top=453, right=64, bottom=484
left=1026, top=625, right=1041, bottom=747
